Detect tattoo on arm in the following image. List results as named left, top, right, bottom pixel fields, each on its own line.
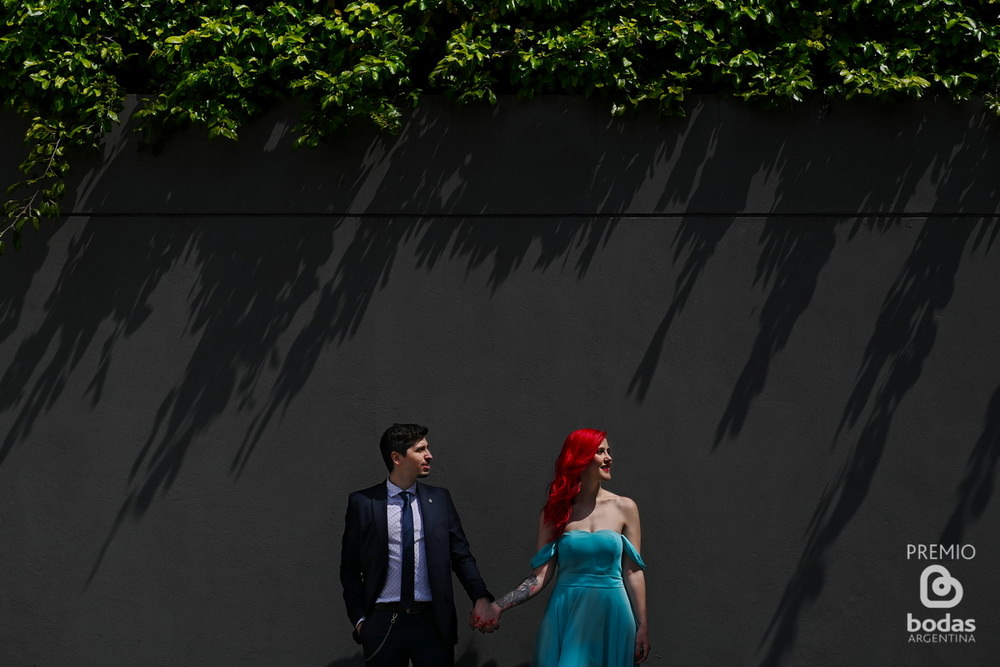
left=496, top=575, right=539, bottom=610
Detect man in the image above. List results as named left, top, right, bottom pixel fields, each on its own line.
left=340, top=424, right=499, bottom=666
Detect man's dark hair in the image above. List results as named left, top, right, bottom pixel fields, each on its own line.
left=379, top=423, right=429, bottom=471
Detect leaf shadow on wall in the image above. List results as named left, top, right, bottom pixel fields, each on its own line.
left=755, top=222, right=991, bottom=666
left=611, top=97, right=1000, bottom=665
left=754, top=101, right=1000, bottom=665
left=754, top=204, right=997, bottom=667
left=627, top=99, right=847, bottom=406
left=0, top=220, right=59, bottom=460
left=0, top=220, right=57, bottom=341
left=936, top=210, right=999, bottom=548
left=617, top=98, right=1000, bottom=665
left=230, top=217, right=617, bottom=476
left=627, top=100, right=1000, bottom=434
left=15, top=99, right=658, bottom=584
left=712, top=221, right=837, bottom=447
left=77, top=219, right=617, bottom=583
left=229, top=97, right=669, bottom=472
left=939, top=384, right=1000, bottom=546
left=628, top=220, right=732, bottom=401
left=0, top=218, right=186, bottom=465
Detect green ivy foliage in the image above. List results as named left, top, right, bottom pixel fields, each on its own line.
left=3, top=0, right=1000, bottom=250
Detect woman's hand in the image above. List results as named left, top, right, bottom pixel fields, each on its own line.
left=634, top=624, right=651, bottom=664
left=469, top=599, right=501, bottom=633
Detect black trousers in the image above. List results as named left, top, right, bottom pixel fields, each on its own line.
left=359, top=607, right=453, bottom=667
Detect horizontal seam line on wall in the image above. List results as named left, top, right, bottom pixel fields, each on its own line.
left=61, top=211, right=1000, bottom=219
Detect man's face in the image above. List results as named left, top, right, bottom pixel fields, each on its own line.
left=394, top=437, right=433, bottom=479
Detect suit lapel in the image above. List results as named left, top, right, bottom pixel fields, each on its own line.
left=416, top=484, right=442, bottom=570
left=373, top=483, right=389, bottom=550
left=415, top=483, right=438, bottom=526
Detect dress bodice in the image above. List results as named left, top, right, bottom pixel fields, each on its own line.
left=531, top=529, right=645, bottom=588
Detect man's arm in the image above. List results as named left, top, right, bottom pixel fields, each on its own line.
left=339, top=493, right=368, bottom=630
left=442, top=489, right=492, bottom=602
left=440, top=489, right=501, bottom=632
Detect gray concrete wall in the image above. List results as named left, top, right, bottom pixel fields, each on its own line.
left=1, top=96, right=999, bottom=666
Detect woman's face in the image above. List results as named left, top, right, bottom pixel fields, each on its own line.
left=586, top=438, right=613, bottom=482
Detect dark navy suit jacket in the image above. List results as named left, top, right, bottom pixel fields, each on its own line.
left=340, top=481, right=492, bottom=645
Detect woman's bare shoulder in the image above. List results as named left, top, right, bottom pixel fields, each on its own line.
left=616, top=495, right=642, bottom=522
left=600, top=491, right=639, bottom=513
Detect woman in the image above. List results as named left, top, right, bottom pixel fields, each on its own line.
left=475, top=428, right=650, bottom=665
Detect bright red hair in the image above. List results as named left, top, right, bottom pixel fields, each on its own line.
left=541, top=428, right=608, bottom=536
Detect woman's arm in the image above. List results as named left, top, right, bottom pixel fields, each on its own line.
left=622, top=498, right=650, bottom=663
left=493, top=559, right=554, bottom=611
left=471, top=515, right=557, bottom=631
left=498, top=514, right=559, bottom=610
left=625, top=565, right=649, bottom=663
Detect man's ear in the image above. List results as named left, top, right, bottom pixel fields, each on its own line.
left=390, top=451, right=401, bottom=467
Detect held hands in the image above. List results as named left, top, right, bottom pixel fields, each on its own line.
left=469, top=598, right=502, bottom=633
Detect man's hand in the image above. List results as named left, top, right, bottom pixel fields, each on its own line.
left=469, top=598, right=501, bottom=633
left=351, top=618, right=365, bottom=645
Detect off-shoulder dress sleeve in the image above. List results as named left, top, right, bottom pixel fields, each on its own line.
left=621, top=534, right=646, bottom=569
left=530, top=541, right=557, bottom=569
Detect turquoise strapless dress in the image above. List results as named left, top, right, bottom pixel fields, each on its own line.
left=530, top=529, right=646, bottom=667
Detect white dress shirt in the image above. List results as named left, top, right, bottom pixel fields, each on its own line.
left=376, top=480, right=432, bottom=603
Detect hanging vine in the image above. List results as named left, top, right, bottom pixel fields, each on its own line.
left=3, top=0, right=1000, bottom=251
